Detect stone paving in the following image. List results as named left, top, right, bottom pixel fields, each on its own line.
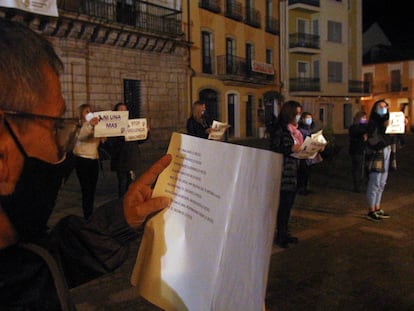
left=50, top=134, right=414, bottom=311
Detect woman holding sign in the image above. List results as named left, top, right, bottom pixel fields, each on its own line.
left=104, top=103, right=149, bottom=198
left=365, top=100, right=400, bottom=221
left=73, top=104, right=102, bottom=219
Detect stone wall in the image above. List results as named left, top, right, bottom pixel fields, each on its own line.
left=50, top=36, right=189, bottom=151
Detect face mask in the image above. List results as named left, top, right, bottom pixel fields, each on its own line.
left=295, top=114, right=301, bottom=123
left=360, top=118, right=367, bottom=124
left=0, top=120, right=73, bottom=242
left=376, top=107, right=388, bottom=116
left=304, top=118, right=312, bottom=126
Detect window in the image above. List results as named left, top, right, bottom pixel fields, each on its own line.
left=298, top=61, right=309, bottom=78
left=297, top=19, right=308, bottom=33
left=328, top=21, right=342, bottom=43
left=343, top=103, right=352, bottom=129
left=266, top=49, right=272, bottom=64
left=390, top=69, right=401, bottom=92
left=202, top=31, right=213, bottom=74
left=226, top=37, right=236, bottom=74
left=246, top=95, right=253, bottom=137
left=246, top=43, right=254, bottom=72
left=313, top=60, right=320, bottom=78
left=123, top=79, right=141, bottom=118
left=328, top=61, right=342, bottom=83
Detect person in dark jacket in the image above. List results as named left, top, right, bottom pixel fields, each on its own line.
left=365, top=99, right=396, bottom=221
left=105, top=102, right=149, bottom=198
left=0, top=19, right=172, bottom=310
left=269, top=101, right=303, bottom=248
left=297, top=112, right=321, bottom=195
left=348, top=111, right=368, bottom=193
left=186, top=100, right=213, bottom=139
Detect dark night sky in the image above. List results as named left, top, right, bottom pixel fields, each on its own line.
left=363, top=0, right=414, bottom=48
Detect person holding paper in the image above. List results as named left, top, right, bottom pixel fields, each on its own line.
left=104, top=102, right=148, bottom=198
left=186, top=100, right=213, bottom=139
left=0, top=19, right=172, bottom=310
left=73, top=103, right=103, bottom=219
left=269, top=101, right=303, bottom=248
left=348, top=111, right=369, bottom=193
left=297, top=112, right=323, bottom=195
left=365, top=100, right=398, bottom=221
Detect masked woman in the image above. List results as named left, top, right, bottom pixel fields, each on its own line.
left=269, top=101, right=303, bottom=248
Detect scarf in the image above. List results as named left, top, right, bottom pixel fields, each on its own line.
left=287, top=123, right=304, bottom=145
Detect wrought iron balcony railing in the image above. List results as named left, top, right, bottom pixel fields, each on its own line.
left=288, top=0, right=320, bottom=7
left=349, top=80, right=369, bottom=94
left=245, top=7, right=261, bottom=28
left=289, top=78, right=320, bottom=92
left=225, top=0, right=243, bottom=21
left=217, top=55, right=275, bottom=84
left=58, top=0, right=183, bottom=37
left=266, top=16, right=280, bottom=35
left=289, top=33, right=320, bottom=49
left=199, top=0, right=221, bottom=13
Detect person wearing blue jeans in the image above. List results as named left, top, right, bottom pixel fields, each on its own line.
left=365, top=99, right=399, bottom=221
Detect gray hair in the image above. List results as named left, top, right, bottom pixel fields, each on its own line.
left=0, top=18, right=63, bottom=112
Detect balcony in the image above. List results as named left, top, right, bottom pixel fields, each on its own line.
left=289, top=0, right=320, bottom=6
left=199, top=0, right=221, bottom=14
left=265, top=17, right=280, bottom=35
left=289, top=78, right=320, bottom=92
left=289, top=33, right=320, bottom=50
left=349, top=80, right=370, bottom=94
left=288, top=0, right=320, bottom=11
left=58, top=0, right=183, bottom=37
left=217, top=55, right=275, bottom=85
left=225, top=0, right=243, bottom=22
left=245, top=7, right=261, bottom=28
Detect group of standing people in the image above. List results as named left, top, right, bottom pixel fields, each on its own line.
left=72, top=102, right=148, bottom=220
left=268, top=98, right=402, bottom=249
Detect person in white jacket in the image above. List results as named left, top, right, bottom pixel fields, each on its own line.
left=73, top=104, right=103, bottom=219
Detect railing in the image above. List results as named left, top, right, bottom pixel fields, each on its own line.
left=266, top=16, right=280, bottom=35
left=245, top=7, right=261, bottom=28
left=289, top=33, right=320, bottom=49
left=217, top=55, right=274, bottom=83
left=58, top=0, right=183, bottom=37
left=288, top=0, right=320, bottom=7
left=225, top=0, right=243, bottom=21
left=199, top=0, right=221, bottom=13
left=349, top=80, right=368, bottom=93
left=289, top=78, right=320, bottom=92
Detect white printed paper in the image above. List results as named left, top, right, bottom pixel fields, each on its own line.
left=131, top=133, right=282, bottom=311
left=386, top=112, right=406, bottom=134
left=292, top=130, right=327, bottom=159
left=125, top=118, right=148, bottom=141
left=208, top=120, right=230, bottom=140
left=93, top=111, right=129, bottom=137
left=0, top=0, right=58, bottom=17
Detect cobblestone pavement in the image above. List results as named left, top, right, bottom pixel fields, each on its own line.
left=50, top=134, right=414, bottom=311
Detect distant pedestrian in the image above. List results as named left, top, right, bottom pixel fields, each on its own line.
left=365, top=100, right=400, bottom=221
left=269, top=100, right=303, bottom=248
left=297, top=112, right=323, bottom=195
left=348, top=111, right=369, bottom=193
left=104, top=102, right=149, bottom=198
left=73, top=104, right=103, bottom=220
left=186, top=100, right=213, bottom=139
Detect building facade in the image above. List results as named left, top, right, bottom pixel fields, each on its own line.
left=280, top=0, right=366, bottom=134
left=0, top=0, right=189, bottom=150
left=183, top=0, right=282, bottom=139
left=362, top=60, right=413, bottom=128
